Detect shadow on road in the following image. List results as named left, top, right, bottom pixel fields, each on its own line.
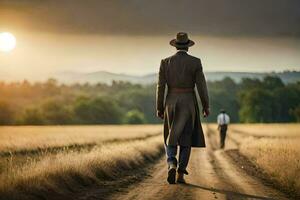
left=183, top=183, right=275, bottom=200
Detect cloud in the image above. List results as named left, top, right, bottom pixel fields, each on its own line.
left=0, top=0, right=300, bottom=37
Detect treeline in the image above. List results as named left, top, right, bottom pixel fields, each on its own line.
left=0, top=76, right=299, bottom=125
left=206, top=76, right=300, bottom=123
left=0, top=79, right=158, bottom=125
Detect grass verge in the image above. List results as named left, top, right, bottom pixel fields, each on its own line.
left=0, top=136, right=164, bottom=200
left=239, top=138, right=300, bottom=199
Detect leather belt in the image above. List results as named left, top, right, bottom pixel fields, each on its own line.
left=169, top=87, right=194, bottom=93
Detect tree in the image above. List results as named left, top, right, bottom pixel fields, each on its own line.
left=117, top=88, right=159, bottom=124
left=207, top=90, right=240, bottom=123
left=123, top=109, right=146, bottom=124
left=0, top=101, right=14, bottom=125
left=22, top=107, right=45, bottom=125
left=44, top=78, right=61, bottom=96
left=291, top=105, right=300, bottom=122
left=41, top=100, right=73, bottom=124
left=206, top=77, right=239, bottom=122
left=272, top=87, right=299, bottom=122
left=239, top=89, right=274, bottom=123
left=240, top=78, right=262, bottom=90
left=73, top=96, right=123, bottom=124
left=262, top=76, right=284, bottom=90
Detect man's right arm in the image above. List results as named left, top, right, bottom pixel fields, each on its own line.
left=156, top=59, right=166, bottom=119
left=195, top=59, right=209, bottom=117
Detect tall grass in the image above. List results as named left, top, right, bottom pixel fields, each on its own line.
left=0, top=125, right=161, bottom=152
left=240, top=138, right=300, bottom=197
left=230, top=124, right=300, bottom=137
left=227, top=124, right=300, bottom=198
left=0, top=135, right=163, bottom=199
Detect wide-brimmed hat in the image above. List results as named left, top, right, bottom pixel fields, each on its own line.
left=170, top=32, right=195, bottom=48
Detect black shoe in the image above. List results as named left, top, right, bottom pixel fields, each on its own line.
left=176, top=173, right=186, bottom=184
left=167, top=167, right=176, bottom=184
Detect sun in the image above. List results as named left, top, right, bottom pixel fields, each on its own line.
left=0, top=32, right=17, bottom=52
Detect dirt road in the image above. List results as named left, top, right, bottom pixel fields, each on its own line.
left=110, top=125, right=288, bottom=200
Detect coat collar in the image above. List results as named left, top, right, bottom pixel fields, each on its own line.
left=176, top=50, right=188, bottom=55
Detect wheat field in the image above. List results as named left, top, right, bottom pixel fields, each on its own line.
left=0, top=125, right=161, bottom=152
left=230, top=124, right=299, bottom=137
left=0, top=125, right=164, bottom=200
left=228, top=124, right=300, bottom=197
left=1, top=124, right=300, bottom=199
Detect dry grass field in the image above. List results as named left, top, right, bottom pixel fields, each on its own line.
left=230, top=124, right=300, bottom=137
left=0, top=125, right=161, bottom=152
left=1, top=124, right=299, bottom=200
left=240, top=138, right=300, bottom=195
left=225, top=124, right=300, bottom=197
left=0, top=125, right=163, bottom=200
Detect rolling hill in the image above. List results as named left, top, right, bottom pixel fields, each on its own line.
left=51, top=70, right=300, bottom=84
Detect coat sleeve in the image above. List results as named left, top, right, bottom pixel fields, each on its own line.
left=195, top=59, right=209, bottom=110
left=156, top=59, right=166, bottom=113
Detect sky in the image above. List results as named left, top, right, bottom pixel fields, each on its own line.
left=0, top=0, right=300, bottom=80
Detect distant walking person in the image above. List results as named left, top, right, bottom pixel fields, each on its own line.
left=156, top=32, right=210, bottom=184
left=217, top=109, right=230, bottom=149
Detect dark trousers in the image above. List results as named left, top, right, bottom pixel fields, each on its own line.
left=165, top=145, right=191, bottom=174
left=219, top=125, right=228, bottom=148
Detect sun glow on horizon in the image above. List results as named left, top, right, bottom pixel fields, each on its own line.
left=0, top=32, right=16, bottom=52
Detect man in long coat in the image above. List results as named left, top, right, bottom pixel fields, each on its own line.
left=156, top=32, right=210, bottom=184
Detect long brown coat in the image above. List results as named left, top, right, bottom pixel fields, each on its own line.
left=156, top=51, right=209, bottom=147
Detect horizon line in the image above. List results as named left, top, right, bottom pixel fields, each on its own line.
left=53, top=69, right=300, bottom=77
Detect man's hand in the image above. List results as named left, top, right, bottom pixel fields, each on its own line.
left=156, top=111, right=164, bottom=119
left=203, top=108, right=210, bottom=118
